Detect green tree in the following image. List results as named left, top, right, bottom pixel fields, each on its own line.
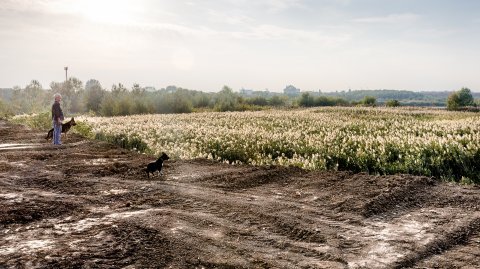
left=68, top=77, right=85, bottom=113
left=131, top=83, right=144, bottom=95
left=84, top=79, right=105, bottom=113
left=49, top=77, right=84, bottom=113
left=447, top=93, right=460, bottom=111
left=457, top=87, right=474, bottom=107
left=215, top=86, right=238, bottom=112
left=0, top=99, right=13, bottom=118
left=247, top=96, right=268, bottom=106
left=114, top=95, right=133, bottom=116
left=193, top=92, right=212, bottom=108
left=24, top=80, right=47, bottom=113
left=447, top=87, right=474, bottom=111
left=298, top=92, right=315, bottom=107
left=10, top=86, right=23, bottom=112
left=172, top=89, right=193, bottom=113
left=385, top=99, right=401, bottom=107
left=361, top=96, right=376, bottom=106
left=111, top=83, right=128, bottom=96
left=100, top=93, right=116, bottom=116
left=269, top=95, right=286, bottom=107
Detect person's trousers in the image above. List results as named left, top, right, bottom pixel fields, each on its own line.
left=53, top=121, right=62, bottom=145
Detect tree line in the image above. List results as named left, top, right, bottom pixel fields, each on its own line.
left=0, top=78, right=478, bottom=117
left=0, top=79, right=293, bottom=117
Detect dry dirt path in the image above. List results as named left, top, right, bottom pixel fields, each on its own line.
left=0, top=120, right=479, bottom=268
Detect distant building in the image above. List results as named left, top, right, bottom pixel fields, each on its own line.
left=144, top=86, right=156, bottom=92
left=165, top=85, right=177, bottom=93
left=283, top=85, right=300, bottom=96
left=239, top=88, right=254, bottom=96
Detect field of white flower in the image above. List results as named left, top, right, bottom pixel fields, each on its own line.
left=80, top=107, right=480, bottom=183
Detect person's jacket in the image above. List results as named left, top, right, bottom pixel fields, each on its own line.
left=52, top=101, right=64, bottom=123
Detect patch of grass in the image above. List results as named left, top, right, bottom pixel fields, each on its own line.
left=95, top=132, right=151, bottom=154
left=72, top=121, right=95, bottom=139
left=10, top=112, right=52, bottom=131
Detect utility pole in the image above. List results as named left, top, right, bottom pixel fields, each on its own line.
left=64, top=66, right=68, bottom=82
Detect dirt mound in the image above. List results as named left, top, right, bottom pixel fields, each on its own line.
left=362, top=175, right=436, bottom=217
left=1, top=119, right=479, bottom=268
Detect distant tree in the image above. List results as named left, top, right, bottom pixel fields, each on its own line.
left=447, top=87, right=474, bottom=111
left=7, top=80, right=50, bottom=114
left=361, top=96, right=376, bottom=106
left=457, top=87, right=474, bottom=107
left=68, top=77, right=84, bottom=93
left=115, top=96, right=133, bottom=116
left=447, top=92, right=460, bottom=111
left=215, top=86, right=238, bottom=112
left=132, top=83, right=144, bottom=95
left=49, top=77, right=84, bottom=113
left=247, top=96, right=268, bottom=106
left=111, top=83, right=128, bottom=95
left=315, top=96, right=335, bottom=106
left=10, top=86, right=23, bottom=112
left=0, top=98, right=13, bottom=117
left=84, top=79, right=105, bottom=113
left=24, top=80, right=47, bottom=113
left=100, top=93, right=116, bottom=116
left=172, top=89, right=193, bottom=113
left=67, top=77, right=85, bottom=113
left=385, top=99, right=401, bottom=107
left=298, top=92, right=315, bottom=107
left=192, top=92, right=212, bottom=108
left=269, top=95, right=286, bottom=107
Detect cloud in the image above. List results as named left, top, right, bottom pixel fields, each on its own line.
left=222, top=0, right=304, bottom=13
left=353, top=13, right=420, bottom=24
left=0, top=0, right=41, bottom=11
left=206, top=9, right=254, bottom=26
left=229, top=24, right=350, bottom=45
left=262, top=0, right=304, bottom=12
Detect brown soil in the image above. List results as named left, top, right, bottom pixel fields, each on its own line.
left=0, top=119, right=479, bottom=269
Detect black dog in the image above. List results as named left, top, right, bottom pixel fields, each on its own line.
left=46, top=117, right=77, bottom=140
left=146, top=152, right=169, bottom=178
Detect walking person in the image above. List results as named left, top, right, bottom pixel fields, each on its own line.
left=52, top=93, right=64, bottom=145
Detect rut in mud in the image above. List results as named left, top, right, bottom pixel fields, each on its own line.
left=0, top=120, right=479, bottom=268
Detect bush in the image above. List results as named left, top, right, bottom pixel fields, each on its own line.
left=11, top=112, right=52, bottom=131
left=298, top=94, right=349, bottom=107
left=385, top=99, right=401, bottom=107
left=269, top=95, right=287, bottom=107
left=72, top=121, right=95, bottom=139
left=95, top=132, right=150, bottom=153
left=361, top=96, right=376, bottom=106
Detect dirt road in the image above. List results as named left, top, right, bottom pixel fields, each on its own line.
left=1, top=120, right=479, bottom=268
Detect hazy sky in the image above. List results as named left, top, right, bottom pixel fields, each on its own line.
left=1, top=0, right=479, bottom=92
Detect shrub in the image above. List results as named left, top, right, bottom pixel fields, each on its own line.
left=95, top=132, right=150, bottom=153
left=11, top=112, right=52, bottom=131
left=385, top=99, right=401, bottom=107
left=361, top=96, right=376, bottom=106
left=72, top=121, right=95, bottom=139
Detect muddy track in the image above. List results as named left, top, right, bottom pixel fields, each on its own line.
left=0, top=120, right=479, bottom=268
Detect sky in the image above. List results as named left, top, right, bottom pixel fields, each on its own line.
left=1, top=0, right=479, bottom=92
